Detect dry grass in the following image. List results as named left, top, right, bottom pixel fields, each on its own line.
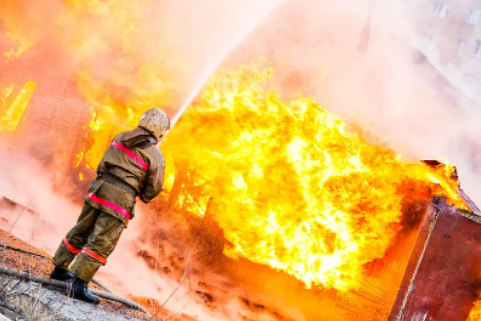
left=0, top=267, right=60, bottom=320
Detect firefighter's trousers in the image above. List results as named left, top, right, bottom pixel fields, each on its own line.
left=52, top=203, right=125, bottom=283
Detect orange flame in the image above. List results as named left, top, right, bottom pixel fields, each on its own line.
left=470, top=302, right=481, bottom=321
left=0, top=0, right=59, bottom=60
left=160, top=63, right=468, bottom=290
left=0, top=0, right=471, bottom=292
left=74, top=62, right=468, bottom=290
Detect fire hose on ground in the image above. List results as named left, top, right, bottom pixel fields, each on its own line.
left=1, top=245, right=112, bottom=294
left=0, top=264, right=151, bottom=316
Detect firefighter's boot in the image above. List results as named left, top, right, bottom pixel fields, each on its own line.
left=68, top=277, right=100, bottom=305
left=50, top=267, right=74, bottom=282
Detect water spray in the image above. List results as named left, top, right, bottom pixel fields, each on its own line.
left=169, top=0, right=284, bottom=129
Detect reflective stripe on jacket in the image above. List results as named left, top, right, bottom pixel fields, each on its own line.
left=85, top=127, right=165, bottom=225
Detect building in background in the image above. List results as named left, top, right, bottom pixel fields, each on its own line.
left=402, top=0, right=481, bottom=101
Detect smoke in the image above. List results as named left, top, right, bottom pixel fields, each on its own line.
left=0, top=1, right=291, bottom=320
left=0, top=140, right=275, bottom=321
left=0, top=140, right=79, bottom=250
left=223, top=0, right=481, bottom=205
left=1, top=0, right=481, bottom=320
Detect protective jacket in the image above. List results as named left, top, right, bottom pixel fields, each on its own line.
left=85, top=127, right=165, bottom=226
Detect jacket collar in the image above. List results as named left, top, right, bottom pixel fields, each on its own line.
left=137, top=126, right=159, bottom=144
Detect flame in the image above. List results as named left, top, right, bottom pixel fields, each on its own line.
left=0, top=81, right=37, bottom=131
left=1, top=0, right=152, bottom=60
left=0, top=0, right=178, bottom=170
left=0, top=0, right=470, bottom=292
left=76, top=109, right=114, bottom=169
left=56, top=0, right=154, bottom=59
left=68, top=1, right=177, bottom=170
left=470, top=302, right=481, bottom=321
left=0, top=0, right=59, bottom=60
left=72, top=57, right=468, bottom=290
left=160, top=63, right=468, bottom=290
left=74, top=64, right=174, bottom=168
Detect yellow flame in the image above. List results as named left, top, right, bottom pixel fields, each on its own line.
left=73, top=61, right=469, bottom=290
left=161, top=63, right=468, bottom=290
left=82, top=108, right=115, bottom=169
left=0, top=81, right=37, bottom=131
left=470, top=301, right=481, bottom=321
left=1, top=0, right=472, bottom=294
left=75, top=150, right=85, bottom=168
left=71, top=51, right=468, bottom=290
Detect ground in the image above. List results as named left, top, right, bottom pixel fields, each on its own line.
left=0, top=273, right=148, bottom=321
left=0, top=229, right=189, bottom=321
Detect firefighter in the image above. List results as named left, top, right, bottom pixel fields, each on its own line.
left=49, top=109, right=170, bottom=304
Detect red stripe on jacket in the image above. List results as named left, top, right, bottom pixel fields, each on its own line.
left=111, top=141, right=149, bottom=170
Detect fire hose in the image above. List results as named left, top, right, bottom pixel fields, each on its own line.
left=0, top=264, right=151, bottom=316
left=1, top=245, right=112, bottom=294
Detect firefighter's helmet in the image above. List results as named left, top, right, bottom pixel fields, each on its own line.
left=138, top=109, right=171, bottom=141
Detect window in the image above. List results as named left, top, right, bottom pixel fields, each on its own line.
left=457, top=40, right=467, bottom=56
left=475, top=40, right=481, bottom=56
left=421, top=34, right=435, bottom=52
left=466, top=8, right=481, bottom=24
left=433, top=2, right=449, bottom=18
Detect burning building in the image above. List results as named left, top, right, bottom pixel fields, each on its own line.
left=128, top=64, right=481, bottom=321
left=1, top=1, right=481, bottom=321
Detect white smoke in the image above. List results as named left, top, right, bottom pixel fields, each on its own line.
left=1, top=1, right=480, bottom=321
left=225, top=0, right=481, bottom=205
